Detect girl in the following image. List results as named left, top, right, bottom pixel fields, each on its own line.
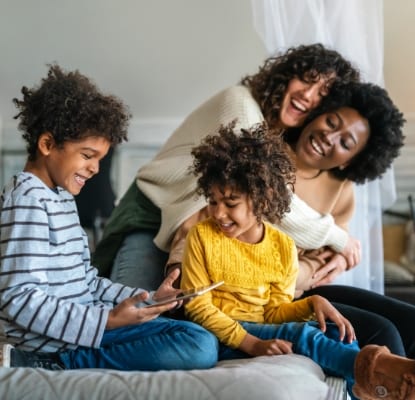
left=181, top=123, right=414, bottom=400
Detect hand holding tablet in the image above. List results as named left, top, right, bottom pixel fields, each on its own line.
left=142, top=281, right=224, bottom=308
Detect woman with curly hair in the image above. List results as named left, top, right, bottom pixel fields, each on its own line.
left=278, top=82, right=415, bottom=364
left=0, top=64, right=218, bottom=371
left=181, top=123, right=415, bottom=400
left=93, top=43, right=361, bottom=287
left=282, top=81, right=406, bottom=297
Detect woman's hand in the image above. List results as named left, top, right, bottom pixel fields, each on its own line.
left=340, top=236, right=361, bottom=270
left=106, top=268, right=182, bottom=329
left=311, top=250, right=348, bottom=287
left=239, top=333, right=293, bottom=356
left=307, top=295, right=356, bottom=343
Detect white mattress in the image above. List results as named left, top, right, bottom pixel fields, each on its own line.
left=0, top=354, right=347, bottom=400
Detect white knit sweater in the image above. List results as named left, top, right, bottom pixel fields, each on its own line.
left=136, top=85, right=348, bottom=253
left=279, top=192, right=348, bottom=252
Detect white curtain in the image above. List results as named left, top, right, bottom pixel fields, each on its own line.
left=252, top=0, right=392, bottom=293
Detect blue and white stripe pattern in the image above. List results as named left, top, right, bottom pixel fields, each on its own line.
left=0, top=172, right=142, bottom=351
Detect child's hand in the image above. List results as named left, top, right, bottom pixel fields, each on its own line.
left=308, top=295, right=356, bottom=343
left=153, top=267, right=183, bottom=301
left=106, top=269, right=183, bottom=329
left=340, top=236, right=361, bottom=270
left=239, top=333, right=293, bottom=356
left=106, top=291, right=178, bottom=329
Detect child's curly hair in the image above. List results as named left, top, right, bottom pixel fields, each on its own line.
left=190, top=121, right=295, bottom=224
left=241, top=43, right=360, bottom=130
left=13, top=64, right=131, bottom=161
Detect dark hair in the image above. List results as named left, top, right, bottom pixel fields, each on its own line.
left=285, top=82, right=405, bottom=184
left=190, top=122, right=295, bottom=224
left=13, top=64, right=131, bottom=161
left=240, top=43, right=360, bottom=130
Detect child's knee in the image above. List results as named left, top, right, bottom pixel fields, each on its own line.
left=187, top=323, right=218, bottom=367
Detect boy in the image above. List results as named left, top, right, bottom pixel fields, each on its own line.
left=181, top=122, right=415, bottom=400
left=0, top=64, right=217, bottom=371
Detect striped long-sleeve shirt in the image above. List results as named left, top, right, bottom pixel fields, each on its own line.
left=0, top=172, right=141, bottom=352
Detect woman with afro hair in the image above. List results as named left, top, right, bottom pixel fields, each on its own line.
left=278, top=82, right=415, bottom=364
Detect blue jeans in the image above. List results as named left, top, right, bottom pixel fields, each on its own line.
left=58, top=317, right=218, bottom=371
left=110, top=230, right=167, bottom=290
left=109, top=232, right=407, bottom=358
left=219, top=321, right=359, bottom=399
left=305, top=285, right=413, bottom=357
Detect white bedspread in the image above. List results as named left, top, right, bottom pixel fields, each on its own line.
left=0, top=354, right=345, bottom=400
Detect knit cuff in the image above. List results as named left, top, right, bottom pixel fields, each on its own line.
left=278, top=193, right=349, bottom=252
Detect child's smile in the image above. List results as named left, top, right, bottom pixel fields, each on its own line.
left=74, top=173, right=88, bottom=189
left=207, top=185, right=264, bottom=244
left=25, top=133, right=111, bottom=196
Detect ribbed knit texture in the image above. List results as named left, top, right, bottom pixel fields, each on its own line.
left=278, top=192, right=349, bottom=252
left=0, top=172, right=141, bottom=351
left=181, top=218, right=313, bottom=349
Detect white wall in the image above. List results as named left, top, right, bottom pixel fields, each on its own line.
left=384, top=0, right=415, bottom=117
left=384, top=0, right=415, bottom=214
left=0, top=0, right=266, bottom=139
left=1, top=0, right=414, bottom=200
left=0, top=0, right=267, bottom=193
left=1, top=1, right=414, bottom=128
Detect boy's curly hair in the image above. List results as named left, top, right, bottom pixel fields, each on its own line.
left=285, top=82, right=406, bottom=184
left=190, top=122, right=295, bottom=224
left=241, top=43, right=360, bottom=130
left=13, top=64, right=131, bottom=161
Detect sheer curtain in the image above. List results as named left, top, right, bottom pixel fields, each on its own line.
left=251, top=0, right=391, bottom=293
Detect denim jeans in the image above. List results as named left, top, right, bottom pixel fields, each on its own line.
left=110, top=230, right=167, bottom=290
left=305, top=285, right=414, bottom=358
left=219, top=321, right=359, bottom=399
left=58, top=317, right=218, bottom=371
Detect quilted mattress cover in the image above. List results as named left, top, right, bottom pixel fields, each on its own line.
left=0, top=354, right=347, bottom=400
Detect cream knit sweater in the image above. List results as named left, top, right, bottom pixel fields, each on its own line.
left=136, top=85, right=349, bottom=253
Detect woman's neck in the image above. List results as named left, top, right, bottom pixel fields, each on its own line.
left=287, top=143, right=321, bottom=180
left=295, top=160, right=321, bottom=180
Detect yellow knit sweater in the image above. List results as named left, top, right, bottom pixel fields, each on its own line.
left=181, top=218, right=314, bottom=349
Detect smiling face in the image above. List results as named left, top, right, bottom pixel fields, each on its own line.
left=294, top=107, right=370, bottom=174
left=207, top=185, right=264, bottom=244
left=278, top=73, right=334, bottom=129
left=26, top=133, right=111, bottom=195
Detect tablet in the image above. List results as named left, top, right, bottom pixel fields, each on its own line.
left=143, top=281, right=224, bottom=308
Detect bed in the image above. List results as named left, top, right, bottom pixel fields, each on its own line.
left=0, top=354, right=348, bottom=400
